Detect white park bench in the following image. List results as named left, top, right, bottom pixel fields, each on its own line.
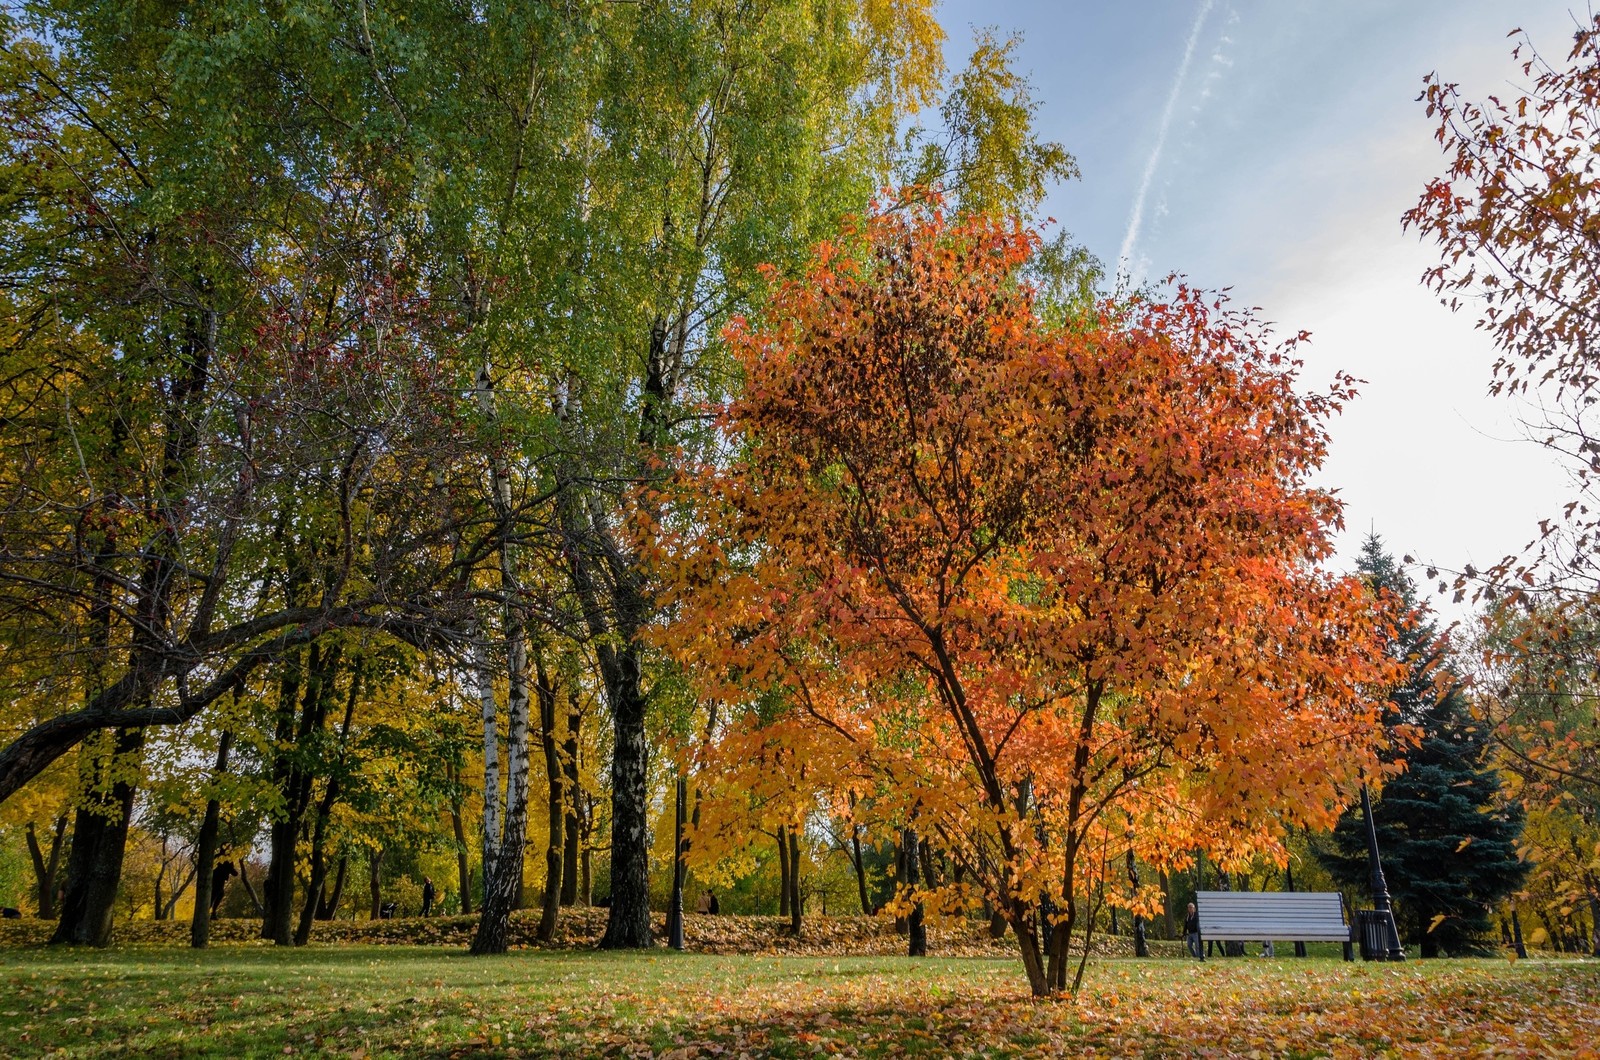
left=1195, top=890, right=1353, bottom=960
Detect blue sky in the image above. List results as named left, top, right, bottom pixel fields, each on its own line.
left=934, top=0, right=1584, bottom=610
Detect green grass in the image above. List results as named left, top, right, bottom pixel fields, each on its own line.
left=0, top=944, right=1595, bottom=1057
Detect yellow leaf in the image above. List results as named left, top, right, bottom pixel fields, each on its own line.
left=1427, top=914, right=1448, bottom=933
left=1455, top=836, right=1475, bottom=852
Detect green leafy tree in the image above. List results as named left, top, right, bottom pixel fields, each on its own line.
left=1318, top=538, right=1527, bottom=956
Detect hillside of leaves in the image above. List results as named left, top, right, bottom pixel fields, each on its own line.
left=0, top=911, right=1166, bottom=959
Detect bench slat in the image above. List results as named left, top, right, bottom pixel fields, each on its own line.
left=1194, top=890, right=1349, bottom=941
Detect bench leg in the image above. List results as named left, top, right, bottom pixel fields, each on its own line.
left=1342, top=940, right=1354, bottom=962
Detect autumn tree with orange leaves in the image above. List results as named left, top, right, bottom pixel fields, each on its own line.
left=653, top=195, right=1399, bottom=997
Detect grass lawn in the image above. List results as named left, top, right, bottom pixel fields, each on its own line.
left=0, top=944, right=1595, bottom=1058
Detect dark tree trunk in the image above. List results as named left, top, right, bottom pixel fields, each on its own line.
left=1589, top=896, right=1600, bottom=958
left=317, top=855, right=348, bottom=920
left=667, top=773, right=686, bottom=951
left=777, top=827, right=791, bottom=918
left=1127, top=850, right=1148, bottom=957
left=556, top=322, right=677, bottom=952
left=52, top=728, right=143, bottom=946
left=596, top=639, right=652, bottom=948
left=1285, top=860, right=1307, bottom=957
left=261, top=648, right=337, bottom=946
left=893, top=841, right=908, bottom=934
left=297, top=673, right=358, bottom=945
left=449, top=761, right=472, bottom=916
left=236, top=859, right=264, bottom=916
left=787, top=826, right=803, bottom=937
left=536, top=656, right=563, bottom=944
left=560, top=692, right=581, bottom=906
left=851, top=826, right=871, bottom=916
left=580, top=824, right=592, bottom=908
left=903, top=827, right=926, bottom=956
left=295, top=814, right=331, bottom=946
left=261, top=813, right=300, bottom=944
left=26, top=815, right=68, bottom=919
left=1159, top=870, right=1176, bottom=941
left=190, top=732, right=232, bottom=947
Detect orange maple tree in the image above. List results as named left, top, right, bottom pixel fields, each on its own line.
left=653, top=194, right=1398, bottom=996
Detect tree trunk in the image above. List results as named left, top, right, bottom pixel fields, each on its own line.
left=190, top=731, right=232, bottom=947
left=317, top=855, right=348, bottom=920
left=596, top=639, right=652, bottom=948
left=667, top=772, right=686, bottom=951
left=777, top=827, right=791, bottom=918
left=1045, top=839, right=1080, bottom=991
left=469, top=619, right=534, bottom=955
left=580, top=828, right=592, bottom=908
left=560, top=691, right=582, bottom=906
left=787, top=826, right=803, bottom=937
left=295, top=810, right=331, bottom=946
left=850, top=825, right=870, bottom=916
left=449, top=761, right=472, bottom=916
left=25, top=815, right=68, bottom=919
left=535, top=655, right=563, bottom=944
left=1285, top=860, right=1308, bottom=957
left=154, top=840, right=166, bottom=922
left=297, top=672, right=358, bottom=945
left=52, top=727, right=142, bottom=947
left=903, top=827, right=926, bottom=957
left=159, top=863, right=195, bottom=921
left=261, top=647, right=338, bottom=946
left=237, top=858, right=264, bottom=916
left=1127, top=850, right=1148, bottom=957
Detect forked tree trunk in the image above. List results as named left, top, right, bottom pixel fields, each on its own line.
left=262, top=646, right=340, bottom=946
left=26, top=815, right=68, bottom=920
left=191, top=732, right=232, bottom=947
left=317, top=856, right=348, bottom=920
left=297, top=673, right=358, bottom=945
left=52, top=727, right=143, bottom=947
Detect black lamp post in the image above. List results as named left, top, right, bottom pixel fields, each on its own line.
left=1360, top=782, right=1405, bottom=961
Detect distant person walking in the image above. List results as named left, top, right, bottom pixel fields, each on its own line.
left=421, top=877, right=436, bottom=917
left=696, top=889, right=712, bottom=914
left=1185, top=901, right=1203, bottom=960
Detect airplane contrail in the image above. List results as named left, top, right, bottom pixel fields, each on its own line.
left=1117, top=0, right=1216, bottom=286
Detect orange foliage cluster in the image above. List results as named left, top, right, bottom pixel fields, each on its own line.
left=650, top=194, right=1400, bottom=994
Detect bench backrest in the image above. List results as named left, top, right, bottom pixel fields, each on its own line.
left=1195, top=890, right=1350, bottom=941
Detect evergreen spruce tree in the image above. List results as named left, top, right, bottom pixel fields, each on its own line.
left=1316, top=536, right=1527, bottom=956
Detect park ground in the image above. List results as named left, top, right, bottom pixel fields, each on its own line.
left=0, top=922, right=1596, bottom=1058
